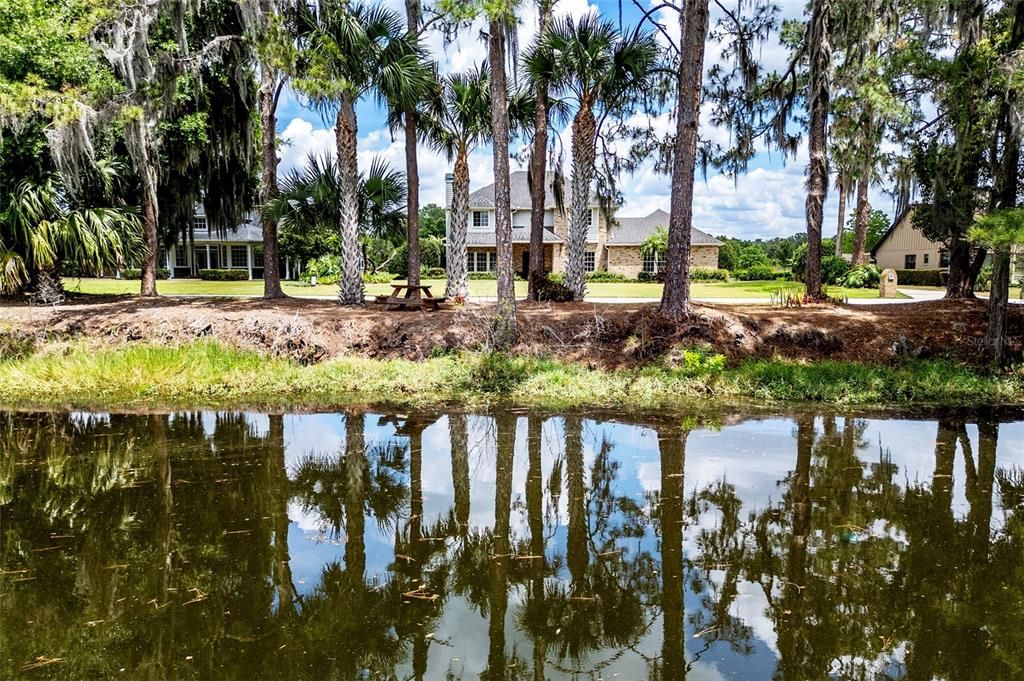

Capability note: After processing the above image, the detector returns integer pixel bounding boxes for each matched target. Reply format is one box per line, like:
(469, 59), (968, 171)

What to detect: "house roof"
(606, 209), (722, 247)
(467, 171), (597, 210)
(467, 227), (562, 246)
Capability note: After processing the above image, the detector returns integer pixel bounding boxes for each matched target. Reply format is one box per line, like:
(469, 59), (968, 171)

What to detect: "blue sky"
(274, 0), (899, 241)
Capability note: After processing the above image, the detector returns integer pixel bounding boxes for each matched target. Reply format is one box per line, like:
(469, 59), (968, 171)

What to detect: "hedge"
(198, 269), (249, 281)
(584, 270), (628, 282)
(691, 267), (730, 281)
(122, 268), (170, 280)
(894, 269), (945, 286)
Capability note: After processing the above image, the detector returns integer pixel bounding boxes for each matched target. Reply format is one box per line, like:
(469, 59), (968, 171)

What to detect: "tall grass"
(0, 340), (1019, 410)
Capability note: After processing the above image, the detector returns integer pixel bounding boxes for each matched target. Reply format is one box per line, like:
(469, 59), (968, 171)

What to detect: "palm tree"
(0, 161), (141, 301)
(527, 14), (656, 300)
(419, 66), (493, 299)
(293, 0), (428, 304)
(265, 154), (408, 269)
(527, 0), (559, 300)
(803, 0), (832, 300)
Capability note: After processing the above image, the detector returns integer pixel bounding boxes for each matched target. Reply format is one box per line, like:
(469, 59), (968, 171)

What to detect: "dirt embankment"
(1, 295), (1019, 367)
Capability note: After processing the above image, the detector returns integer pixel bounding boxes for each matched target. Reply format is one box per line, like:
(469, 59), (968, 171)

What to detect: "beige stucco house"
(446, 171), (720, 277)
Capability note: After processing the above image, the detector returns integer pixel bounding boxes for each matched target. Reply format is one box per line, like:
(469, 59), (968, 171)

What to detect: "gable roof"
(606, 209), (722, 246)
(467, 171), (597, 210)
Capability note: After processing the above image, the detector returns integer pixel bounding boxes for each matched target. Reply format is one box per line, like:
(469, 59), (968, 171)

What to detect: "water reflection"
(1, 409), (1023, 679)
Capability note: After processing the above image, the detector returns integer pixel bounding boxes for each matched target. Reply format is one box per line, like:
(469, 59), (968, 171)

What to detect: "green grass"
(0, 340), (1017, 411)
(61, 277), (899, 300)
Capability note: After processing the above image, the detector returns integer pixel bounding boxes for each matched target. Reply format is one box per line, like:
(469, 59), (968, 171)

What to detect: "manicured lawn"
(60, 277), (899, 300)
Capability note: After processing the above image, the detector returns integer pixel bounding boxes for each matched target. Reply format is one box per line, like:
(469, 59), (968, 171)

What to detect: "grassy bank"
(61, 277), (899, 300)
(0, 340), (1019, 411)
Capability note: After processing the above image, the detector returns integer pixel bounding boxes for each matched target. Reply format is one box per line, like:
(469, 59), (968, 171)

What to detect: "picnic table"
(374, 283), (443, 311)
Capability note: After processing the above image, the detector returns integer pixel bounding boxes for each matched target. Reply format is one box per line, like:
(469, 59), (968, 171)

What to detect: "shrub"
(122, 268), (170, 280)
(198, 269), (248, 281)
(585, 270), (628, 282)
(363, 271), (395, 284)
(734, 264), (776, 281)
(821, 255), (851, 285)
(301, 254), (341, 284)
(895, 269), (945, 286)
(637, 270), (665, 282)
(839, 264), (881, 288)
(421, 266), (446, 279)
(975, 264), (993, 292)
(473, 352), (529, 393)
(690, 267), (730, 281)
(530, 272), (575, 302)
(468, 271), (496, 280)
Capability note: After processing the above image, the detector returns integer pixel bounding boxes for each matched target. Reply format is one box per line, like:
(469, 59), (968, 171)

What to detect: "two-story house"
(446, 171), (721, 278)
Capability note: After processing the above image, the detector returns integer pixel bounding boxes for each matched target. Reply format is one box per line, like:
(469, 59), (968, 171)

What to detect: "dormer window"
(193, 215), (208, 232)
(472, 211), (489, 228)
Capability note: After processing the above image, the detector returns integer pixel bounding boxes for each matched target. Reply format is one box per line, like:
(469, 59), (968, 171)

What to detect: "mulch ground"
(1, 294), (1020, 367)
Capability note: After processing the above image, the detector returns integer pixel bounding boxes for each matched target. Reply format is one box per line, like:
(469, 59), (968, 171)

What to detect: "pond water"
(1, 408), (1023, 679)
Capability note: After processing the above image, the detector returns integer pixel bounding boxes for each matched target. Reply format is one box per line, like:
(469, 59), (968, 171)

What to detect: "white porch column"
(247, 244), (253, 280)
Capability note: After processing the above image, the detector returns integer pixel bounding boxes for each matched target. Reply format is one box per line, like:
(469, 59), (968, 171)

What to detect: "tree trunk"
(134, 118), (160, 298)
(344, 412), (366, 578)
(483, 413), (515, 681)
(260, 63), (285, 299)
(565, 415), (586, 586)
(269, 414), (295, 614)
(658, 425), (687, 679)
(945, 239), (981, 299)
(488, 19), (517, 347)
(659, 0), (710, 319)
(851, 176), (869, 265)
(778, 414), (813, 678)
(803, 0), (831, 300)
(446, 147), (470, 299)
(449, 412), (470, 538)
(526, 4), (554, 301)
(405, 0), (421, 288)
(834, 170), (846, 258)
(525, 416), (547, 681)
(985, 250), (1011, 364)
(336, 95), (364, 305)
(566, 100), (597, 301)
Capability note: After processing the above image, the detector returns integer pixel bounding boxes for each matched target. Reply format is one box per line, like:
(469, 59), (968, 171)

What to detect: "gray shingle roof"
(467, 171), (597, 210)
(606, 209), (721, 246)
(466, 227), (562, 246)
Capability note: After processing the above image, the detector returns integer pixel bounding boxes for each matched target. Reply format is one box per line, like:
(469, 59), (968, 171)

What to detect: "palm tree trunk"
(446, 147), (470, 299)
(527, 3), (554, 301)
(834, 170), (846, 258)
(488, 19), (517, 346)
(449, 413), (470, 537)
(133, 118), (160, 298)
(260, 62), (285, 299)
(851, 176), (869, 265)
(659, 0), (710, 319)
(344, 412), (366, 579)
(336, 95), (364, 305)
(405, 0), (421, 287)
(566, 101), (597, 301)
(803, 0), (831, 300)
(658, 425), (687, 679)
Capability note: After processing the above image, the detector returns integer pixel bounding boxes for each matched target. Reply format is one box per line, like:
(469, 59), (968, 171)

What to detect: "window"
(230, 245), (248, 268)
(209, 246), (222, 270)
(193, 215), (208, 232)
(923, 253), (930, 265)
(643, 251), (659, 273)
(583, 251), (596, 272)
(904, 254), (917, 269)
(467, 251), (496, 272)
(588, 210), (594, 227)
(174, 247), (188, 267)
(472, 211), (489, 228)
(939, 249), (950, 268)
